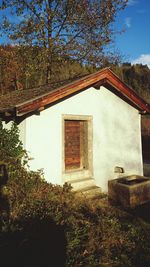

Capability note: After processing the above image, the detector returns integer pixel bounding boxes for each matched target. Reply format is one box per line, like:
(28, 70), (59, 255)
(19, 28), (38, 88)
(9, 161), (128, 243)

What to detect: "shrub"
(1, 169), (150, 267)
(0, 120), (24, 161)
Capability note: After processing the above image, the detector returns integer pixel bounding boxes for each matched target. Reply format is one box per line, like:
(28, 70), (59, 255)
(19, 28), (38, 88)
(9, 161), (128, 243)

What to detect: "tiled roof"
(0, 78), (80, 112)
(0, 68), (150, 118)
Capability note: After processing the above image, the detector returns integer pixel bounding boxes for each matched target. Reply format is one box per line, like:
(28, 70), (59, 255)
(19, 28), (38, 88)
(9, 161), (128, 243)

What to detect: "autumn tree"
(0, 0), (128, 84)
(0, 45), (24, 94)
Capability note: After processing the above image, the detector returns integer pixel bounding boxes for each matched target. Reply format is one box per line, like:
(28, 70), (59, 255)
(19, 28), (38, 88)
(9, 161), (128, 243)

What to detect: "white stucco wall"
(12, 86), (143, 192)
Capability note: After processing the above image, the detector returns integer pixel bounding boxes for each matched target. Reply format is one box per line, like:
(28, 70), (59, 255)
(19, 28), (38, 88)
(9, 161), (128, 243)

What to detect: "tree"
(0, 0), (128, 83)
(0, 45), (23, 94)
(0, 44), (94, 93)
(112, 63), (150, 100)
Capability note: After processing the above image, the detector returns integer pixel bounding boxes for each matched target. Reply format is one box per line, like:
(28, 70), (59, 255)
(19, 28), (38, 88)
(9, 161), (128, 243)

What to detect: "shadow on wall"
(142, 135), (150, 164)
(0, 218), (67, 267)
(142, 135), (150, 177)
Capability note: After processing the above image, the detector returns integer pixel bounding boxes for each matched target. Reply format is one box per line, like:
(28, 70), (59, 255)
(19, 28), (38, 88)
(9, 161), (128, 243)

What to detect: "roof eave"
(105, 79), (150, 114)
(104, 70), (150, 114)
(7, 68), (150, 117)
(15, 69), (110, 116)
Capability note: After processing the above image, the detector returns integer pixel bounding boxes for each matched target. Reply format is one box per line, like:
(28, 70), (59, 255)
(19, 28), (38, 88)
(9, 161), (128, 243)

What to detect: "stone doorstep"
(66, 177), (102, 199)
(76, 185), (103, 199)
(68, 177), (96, 191)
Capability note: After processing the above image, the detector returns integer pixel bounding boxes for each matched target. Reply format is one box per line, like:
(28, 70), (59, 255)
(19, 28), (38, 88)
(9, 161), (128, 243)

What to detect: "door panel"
(65, 120), (81, 170)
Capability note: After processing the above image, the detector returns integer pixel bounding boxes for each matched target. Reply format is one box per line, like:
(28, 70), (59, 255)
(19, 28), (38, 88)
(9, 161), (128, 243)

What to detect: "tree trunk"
(46, 0), (53, 84)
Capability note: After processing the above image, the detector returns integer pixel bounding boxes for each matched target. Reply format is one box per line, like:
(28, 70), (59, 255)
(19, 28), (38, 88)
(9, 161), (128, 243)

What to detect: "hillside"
(112, 63), (150, 103)
(1, 45), (150, 101)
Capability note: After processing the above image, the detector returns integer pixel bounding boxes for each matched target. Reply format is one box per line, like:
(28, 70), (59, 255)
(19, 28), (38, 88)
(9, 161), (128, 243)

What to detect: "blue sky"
(114, 0), (150, 66)
(0, 0), (150, 67)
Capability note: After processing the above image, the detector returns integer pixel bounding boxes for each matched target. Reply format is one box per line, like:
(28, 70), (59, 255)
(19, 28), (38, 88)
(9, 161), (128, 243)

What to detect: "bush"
(0, 120), (24, 161)
(1, 168), (150, 267)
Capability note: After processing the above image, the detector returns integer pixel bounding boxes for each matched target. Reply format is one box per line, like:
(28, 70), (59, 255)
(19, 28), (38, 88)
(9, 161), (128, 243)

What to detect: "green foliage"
(0, 120), (24, 160)
(112, 63), (150, 101)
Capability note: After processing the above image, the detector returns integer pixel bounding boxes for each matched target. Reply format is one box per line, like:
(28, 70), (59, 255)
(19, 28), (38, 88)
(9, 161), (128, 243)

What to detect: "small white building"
(0, 68), (150, 192)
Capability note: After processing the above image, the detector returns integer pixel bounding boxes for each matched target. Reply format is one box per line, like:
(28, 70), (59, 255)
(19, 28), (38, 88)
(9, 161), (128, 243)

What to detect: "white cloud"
(125, 17), (131, 28)
(128, 0), (138, 6)
(132, 54), (150, 68)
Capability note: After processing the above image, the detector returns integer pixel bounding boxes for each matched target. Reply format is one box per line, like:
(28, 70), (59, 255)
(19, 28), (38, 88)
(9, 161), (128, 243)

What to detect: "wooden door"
(64, 119), (88, 171)
(65, 120), (81, 170)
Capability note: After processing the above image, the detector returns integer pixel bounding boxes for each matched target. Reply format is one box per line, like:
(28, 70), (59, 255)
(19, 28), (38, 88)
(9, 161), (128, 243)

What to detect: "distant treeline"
(0, 45), (150, 102)
(112, 63), (150, 102)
